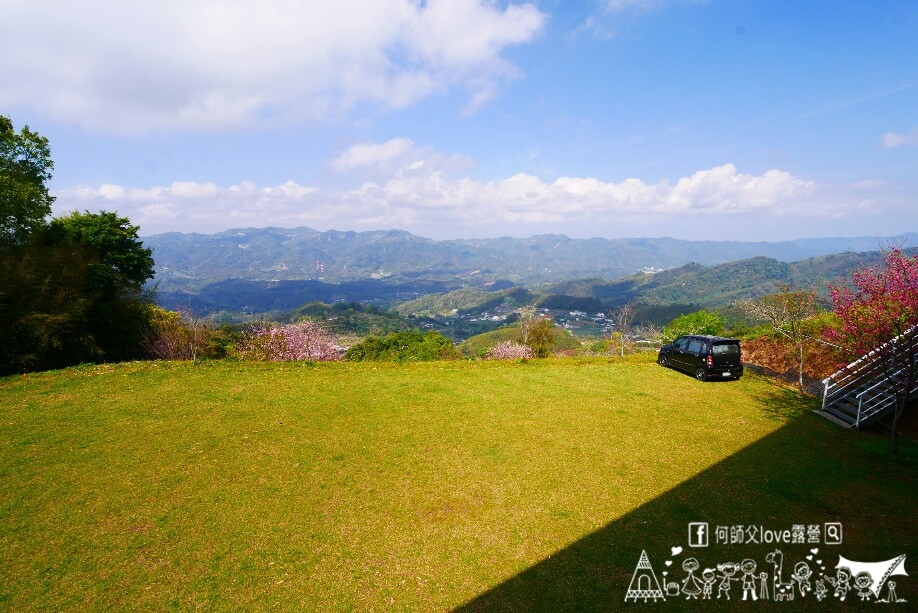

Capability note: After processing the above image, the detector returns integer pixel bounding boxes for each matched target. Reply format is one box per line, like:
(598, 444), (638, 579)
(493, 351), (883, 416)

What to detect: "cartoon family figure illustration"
(824, 567), (851, 601)
(625, 548), (908, 604)
(680, 558), (702, 599)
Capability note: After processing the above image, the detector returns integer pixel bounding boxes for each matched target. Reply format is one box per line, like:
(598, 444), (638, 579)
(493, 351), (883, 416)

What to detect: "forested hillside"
(543, 249), (918, 308)
(159, 247), (918, 337)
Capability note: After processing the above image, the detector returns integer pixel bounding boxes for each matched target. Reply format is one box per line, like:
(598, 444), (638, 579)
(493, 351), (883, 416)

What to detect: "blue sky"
(2, 0), (916, 241)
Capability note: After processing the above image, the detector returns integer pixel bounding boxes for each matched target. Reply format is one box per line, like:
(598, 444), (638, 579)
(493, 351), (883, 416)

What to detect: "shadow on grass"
(457, 387), (917, 611)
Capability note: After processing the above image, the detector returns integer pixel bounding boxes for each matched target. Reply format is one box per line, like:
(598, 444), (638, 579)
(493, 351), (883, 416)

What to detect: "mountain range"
(147, 227), (917, 323)
(145, 226), (917, 293)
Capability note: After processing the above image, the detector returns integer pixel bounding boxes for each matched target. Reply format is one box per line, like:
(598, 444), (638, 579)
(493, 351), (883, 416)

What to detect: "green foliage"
(0, 227), (100, 372)
(662, 310), (726, 341)
(143, 306), (233, 361)
(800, 310), (840, 337)
(0, 115), (55, 244)
(344, 330), (460, 362)
(50, 210), (154, 289)
(458, 326), (521, 357)
(590, 339), (611, 353)
(520, 317), (557, 358)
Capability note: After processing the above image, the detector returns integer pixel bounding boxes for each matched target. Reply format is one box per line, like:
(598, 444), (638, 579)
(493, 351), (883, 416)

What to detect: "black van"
(657, 335), (743, 381)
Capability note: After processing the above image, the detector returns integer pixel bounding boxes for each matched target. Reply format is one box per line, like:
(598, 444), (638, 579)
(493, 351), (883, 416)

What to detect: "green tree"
(50, 211), (155, 361)
(0, 115), (55, 244)
(0, 212), (156, 373)
(0, 226), (99, 372)
(662, 310), (725, 342)
(0, 118), (157, 373)
(50, 210), (154, 290)
(518, 317), (557, 358)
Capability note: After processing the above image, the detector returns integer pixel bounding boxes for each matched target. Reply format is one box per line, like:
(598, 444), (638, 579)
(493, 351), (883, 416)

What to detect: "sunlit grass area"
(1, 356), (914, 610)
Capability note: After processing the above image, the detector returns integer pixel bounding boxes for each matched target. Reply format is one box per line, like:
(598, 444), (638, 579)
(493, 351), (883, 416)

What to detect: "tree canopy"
(662, 310), (725, 341)
(50, 210), (155, 290)
(0, 115), (54, 245)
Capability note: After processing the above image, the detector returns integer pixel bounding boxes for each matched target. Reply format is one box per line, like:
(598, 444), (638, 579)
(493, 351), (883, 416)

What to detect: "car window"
(713, 343), (740, 356)
(687, 340), (703, 353)
(673, 338), (688, 350)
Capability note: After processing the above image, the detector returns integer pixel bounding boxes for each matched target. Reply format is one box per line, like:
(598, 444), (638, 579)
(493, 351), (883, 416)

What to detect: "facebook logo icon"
(689, 522), (709, 547)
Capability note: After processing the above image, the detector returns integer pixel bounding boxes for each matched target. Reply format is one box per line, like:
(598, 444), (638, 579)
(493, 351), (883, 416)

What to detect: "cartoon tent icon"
(625, 550), (666, 602)
(837, 554), (907, 599)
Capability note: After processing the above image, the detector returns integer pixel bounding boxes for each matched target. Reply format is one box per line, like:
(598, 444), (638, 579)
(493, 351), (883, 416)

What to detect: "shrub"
(589, 340), (610, 354)
(345, 330), (459, 362)
(144, 306), (227, 362)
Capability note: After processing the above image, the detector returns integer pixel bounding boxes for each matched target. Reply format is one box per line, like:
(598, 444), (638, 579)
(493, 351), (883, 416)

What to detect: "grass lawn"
(0, 355), (915, 610)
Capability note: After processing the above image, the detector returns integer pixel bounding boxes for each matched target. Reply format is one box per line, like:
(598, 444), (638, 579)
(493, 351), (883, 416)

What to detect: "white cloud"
(883, 128), (918, 149)
(57, 142), (873, 237)
(330, 138), (417, 173)
(0, 0), (546, 133)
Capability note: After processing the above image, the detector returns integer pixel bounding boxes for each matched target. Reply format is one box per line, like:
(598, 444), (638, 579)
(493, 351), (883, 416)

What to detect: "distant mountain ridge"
(145, 226), (918, 293)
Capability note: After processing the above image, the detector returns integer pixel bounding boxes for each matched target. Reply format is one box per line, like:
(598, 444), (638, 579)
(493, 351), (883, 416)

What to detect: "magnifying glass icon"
(825, 523), (843, 544)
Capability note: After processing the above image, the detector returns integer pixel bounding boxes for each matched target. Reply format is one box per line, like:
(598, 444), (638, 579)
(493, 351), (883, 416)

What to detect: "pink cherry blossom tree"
(239, 321), (341, 362)
(487, 340), (534, 360)
(828, 247), (918, 453)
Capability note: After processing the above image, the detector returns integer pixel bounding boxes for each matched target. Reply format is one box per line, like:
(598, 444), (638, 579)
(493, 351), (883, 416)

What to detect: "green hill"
(459, 323), (581, 357)
(544, 248), (918, 308)
(393, 286), (535, 317)
(291, 302), (413, 336)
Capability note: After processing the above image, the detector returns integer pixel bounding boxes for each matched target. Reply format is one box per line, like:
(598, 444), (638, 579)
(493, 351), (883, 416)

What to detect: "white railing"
(821, 324), (918, 425)
(854, 374), (901, 428)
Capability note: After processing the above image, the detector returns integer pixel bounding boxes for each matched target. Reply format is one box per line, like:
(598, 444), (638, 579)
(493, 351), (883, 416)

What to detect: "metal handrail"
(821, 324), (918, 386)
(854, 368), (904, 399)
(856, 390), (899, 428)
(822, 325), (918, 400)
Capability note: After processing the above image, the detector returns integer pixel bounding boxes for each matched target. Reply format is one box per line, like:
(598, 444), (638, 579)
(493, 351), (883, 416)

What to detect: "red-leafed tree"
(828, 247), (918, 453)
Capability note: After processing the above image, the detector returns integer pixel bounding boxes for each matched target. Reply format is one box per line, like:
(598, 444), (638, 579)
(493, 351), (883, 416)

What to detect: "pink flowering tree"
(487, 341), (534, 360)
(239, 321), (341, 362)
(828, 247), (918, 453)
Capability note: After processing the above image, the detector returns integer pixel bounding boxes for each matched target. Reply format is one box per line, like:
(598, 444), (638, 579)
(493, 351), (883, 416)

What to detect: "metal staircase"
(819, 325), (918, 428)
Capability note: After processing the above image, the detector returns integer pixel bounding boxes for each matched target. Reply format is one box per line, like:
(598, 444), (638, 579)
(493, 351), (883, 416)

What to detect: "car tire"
(658, 354), (667, 367)
(694, 367), (707, 382)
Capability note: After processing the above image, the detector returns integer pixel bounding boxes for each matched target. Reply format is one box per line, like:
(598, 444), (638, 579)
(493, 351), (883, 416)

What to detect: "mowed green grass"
(0, 356), (915, 610)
